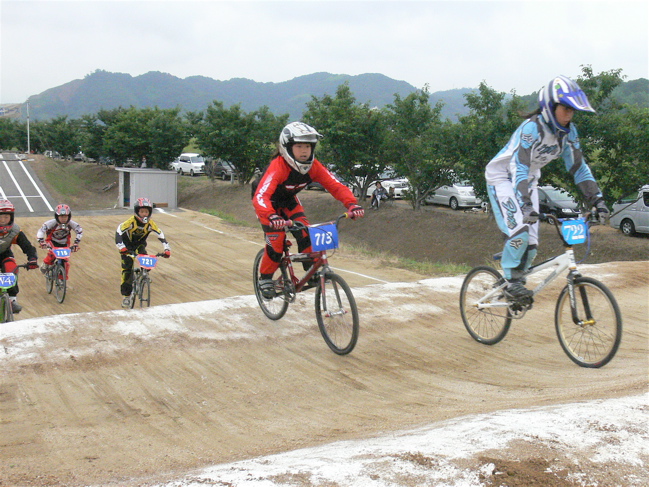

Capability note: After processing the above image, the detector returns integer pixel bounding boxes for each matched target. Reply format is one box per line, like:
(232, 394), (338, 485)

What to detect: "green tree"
(0, 118), (24, 151)
(303, 83), (388, 200)
(102, 106), (188, 169)
(383, 88), (452, 210)
(197, 102), (287, 184)
(452, 82), (526, 201)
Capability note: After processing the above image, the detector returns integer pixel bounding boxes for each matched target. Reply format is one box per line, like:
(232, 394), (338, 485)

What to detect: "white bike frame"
(476, 248), (578, 311)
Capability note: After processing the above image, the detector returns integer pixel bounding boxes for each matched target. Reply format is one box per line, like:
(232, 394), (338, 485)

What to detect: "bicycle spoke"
(555, 277), (622, 368)
(316, 274), (359, 355)
(460, 266), (511, 345)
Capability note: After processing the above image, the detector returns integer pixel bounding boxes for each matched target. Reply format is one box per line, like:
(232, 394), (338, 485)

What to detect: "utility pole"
(26, 99), (31, 154)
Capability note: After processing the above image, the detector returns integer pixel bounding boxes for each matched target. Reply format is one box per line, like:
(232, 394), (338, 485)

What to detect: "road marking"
(2, 160), (33, 211)
(19, 160), (54, 211)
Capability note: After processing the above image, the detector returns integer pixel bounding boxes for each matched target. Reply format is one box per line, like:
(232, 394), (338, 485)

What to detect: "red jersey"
(253, 156), (357, 220)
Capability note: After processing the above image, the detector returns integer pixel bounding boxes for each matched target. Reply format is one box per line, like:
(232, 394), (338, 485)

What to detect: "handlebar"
(281, 213), (351, 231)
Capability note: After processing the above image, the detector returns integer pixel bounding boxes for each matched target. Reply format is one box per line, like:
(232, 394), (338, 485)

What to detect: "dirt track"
(1, 210), (648, 486)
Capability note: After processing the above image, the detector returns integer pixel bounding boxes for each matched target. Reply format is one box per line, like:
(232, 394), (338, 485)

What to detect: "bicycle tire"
(460, 266), (512, 345)
(139, 275), (151, 308)
(129, 273), (138, 309)
(1, 294), (13, 323)
(555, 276), (622, 368)
(315, 273), (359, 355)
(54, 264), (67, 304)
(45, 267), (54, 294)
(253, 248), (289, 320)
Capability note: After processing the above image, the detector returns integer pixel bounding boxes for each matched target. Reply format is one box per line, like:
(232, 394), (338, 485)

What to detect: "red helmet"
(55, 204), (72, 223)
(134, 197), (153, 223)
(0, 199), (15, 237)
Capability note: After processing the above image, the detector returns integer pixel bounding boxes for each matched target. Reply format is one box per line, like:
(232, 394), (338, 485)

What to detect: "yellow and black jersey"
(115, 216), (169, 252)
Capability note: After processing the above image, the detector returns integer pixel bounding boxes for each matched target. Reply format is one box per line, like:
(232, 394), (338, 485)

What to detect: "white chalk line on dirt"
(152, 393), (649, 487)
(0, 276), (459, 366)
(160, 208), (389, 283)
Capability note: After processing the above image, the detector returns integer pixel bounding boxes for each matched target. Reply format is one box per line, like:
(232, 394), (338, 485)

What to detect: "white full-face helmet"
(538, 75), (595, 133)
(278, 122), (323, 174)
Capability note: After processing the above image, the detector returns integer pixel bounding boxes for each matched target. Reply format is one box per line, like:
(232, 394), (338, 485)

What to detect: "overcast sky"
(1, 0), (647, 104)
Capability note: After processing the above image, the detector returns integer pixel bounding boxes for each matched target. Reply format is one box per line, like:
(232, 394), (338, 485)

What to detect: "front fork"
(566, 270), (593, 326)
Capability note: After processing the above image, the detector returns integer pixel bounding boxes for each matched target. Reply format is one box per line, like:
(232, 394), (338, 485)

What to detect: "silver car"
(425, 182), (482, 210)
(610, 185), (649, 236)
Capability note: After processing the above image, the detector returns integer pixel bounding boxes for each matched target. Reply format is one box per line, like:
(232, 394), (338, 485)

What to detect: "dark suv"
(210, 159), (237, 180)
(538, 185), (580, 217)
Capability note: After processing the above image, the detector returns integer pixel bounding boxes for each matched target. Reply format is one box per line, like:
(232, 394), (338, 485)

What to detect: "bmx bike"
(1, 263), (29, 323)
(44, 246), (72, 303)
(126, 253), (165, 309)
(459, 215), (622, 368)
(253, 214), (359, 355)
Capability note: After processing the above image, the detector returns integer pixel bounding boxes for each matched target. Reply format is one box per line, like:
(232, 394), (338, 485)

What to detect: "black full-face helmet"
(134, 197), (153, 224)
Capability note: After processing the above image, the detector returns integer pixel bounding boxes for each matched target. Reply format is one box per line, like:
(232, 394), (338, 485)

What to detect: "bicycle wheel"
(555, 277), (622, 368)
(460, 266), (512, 345)
(54, 264), (67, 303)
(139, 276), (151, 308)
(0, 294), (13, 323)
(253, 248), (289, 320)
(129, 274), (138, 309)
(45, 267), (54, 294)
(315, 273), (359, 355)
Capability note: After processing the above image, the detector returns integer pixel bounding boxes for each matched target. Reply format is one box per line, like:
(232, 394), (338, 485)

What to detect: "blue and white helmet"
(279, 122), (323, 174)
(539, 75), (595, 133)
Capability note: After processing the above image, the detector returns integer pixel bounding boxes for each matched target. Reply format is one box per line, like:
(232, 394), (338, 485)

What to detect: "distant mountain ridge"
(16, 70), (649, 122)
(23, 70), (476, 121)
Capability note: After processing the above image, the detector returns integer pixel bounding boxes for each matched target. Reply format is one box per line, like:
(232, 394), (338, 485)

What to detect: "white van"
(170, 153), (205, 176)
(610, 185), (649, 236)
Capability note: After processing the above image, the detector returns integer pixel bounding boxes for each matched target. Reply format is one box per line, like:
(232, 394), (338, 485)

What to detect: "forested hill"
(20, 70), (649, 122)
(24, 70), (474, 121)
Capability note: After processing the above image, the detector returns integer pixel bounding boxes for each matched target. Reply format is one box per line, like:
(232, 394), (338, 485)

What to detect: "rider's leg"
(120, 253), (134, 296)
(487, 183), (534, 298)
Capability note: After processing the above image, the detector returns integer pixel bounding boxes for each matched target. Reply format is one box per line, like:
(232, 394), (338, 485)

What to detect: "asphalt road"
(0, 152), (55, 216)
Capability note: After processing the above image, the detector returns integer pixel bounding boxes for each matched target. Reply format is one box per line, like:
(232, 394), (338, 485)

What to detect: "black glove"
(268, 214), (286, 231)
(27, 258), (39, 270)
(347, 204), (364, 220)
(595, 199), (610, 223)
(521, 202), (539, 224)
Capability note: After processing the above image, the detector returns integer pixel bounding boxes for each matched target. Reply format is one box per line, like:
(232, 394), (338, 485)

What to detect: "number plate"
(137, 254), (158, 269)
(309, 223), (339, 251)
(0, 273), (17, 289)
(561, 219), (587, 244)
(53, 247), (71, 258)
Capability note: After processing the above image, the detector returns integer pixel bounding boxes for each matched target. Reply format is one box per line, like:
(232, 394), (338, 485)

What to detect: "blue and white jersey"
(485, 114), (602, 206)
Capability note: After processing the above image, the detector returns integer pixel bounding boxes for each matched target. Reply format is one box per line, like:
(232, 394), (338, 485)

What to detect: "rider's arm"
(512, 120), (538, 205)
(148, 220), (171, 251)
(252, 157), (288, 220)
(115, 219), (134, 252)
(15, 231), (38, 261)
(69, 220), (84, 244)
(562, 124), (604, 207)
(310, 160), (358, 208)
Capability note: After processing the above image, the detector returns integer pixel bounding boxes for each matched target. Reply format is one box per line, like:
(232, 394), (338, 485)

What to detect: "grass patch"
(342, 241), (471, 277)
(41, 162), (88, 197)
(199, 209), (256, 227)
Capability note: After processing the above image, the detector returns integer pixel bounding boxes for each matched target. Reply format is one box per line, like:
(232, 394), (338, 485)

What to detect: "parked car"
(171, 153), (205, 176)
(211, 159), (237, 180)
(610, 185), (649, 236)
(538, 185), (580, 218)
(425, 181), (482, 210)
(307, 173), (351, 191)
